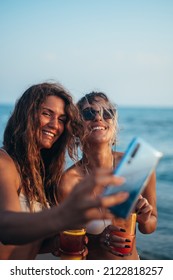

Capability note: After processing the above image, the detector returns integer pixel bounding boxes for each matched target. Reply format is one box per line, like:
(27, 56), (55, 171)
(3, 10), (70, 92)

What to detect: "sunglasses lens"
(82, 109), (95, 120)
(103, 109), (114, 119)
(82, 108), (115, 121)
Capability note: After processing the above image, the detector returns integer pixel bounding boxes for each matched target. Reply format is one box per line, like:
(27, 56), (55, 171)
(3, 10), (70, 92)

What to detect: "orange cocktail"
(111, 213), (136, 255)
(111, 232), (135, 254)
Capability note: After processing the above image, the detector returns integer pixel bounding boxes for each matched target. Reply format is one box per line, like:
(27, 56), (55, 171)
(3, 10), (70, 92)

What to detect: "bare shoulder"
(60, 165), (81, 188)
(57, 163), (83, 202)
(0, 149), (19, 179)
(0, 149), (21, 211)
(0, 148), (13, 163)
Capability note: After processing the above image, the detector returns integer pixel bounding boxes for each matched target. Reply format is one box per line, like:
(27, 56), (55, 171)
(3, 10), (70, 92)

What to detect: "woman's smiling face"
(81, 96), (116, 146)
(39, 95), (67, 149)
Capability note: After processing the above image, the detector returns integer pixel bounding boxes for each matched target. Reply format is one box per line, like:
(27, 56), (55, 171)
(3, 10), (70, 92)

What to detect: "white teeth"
(92, 126), (105, 131)
(43, 131), (55, 137)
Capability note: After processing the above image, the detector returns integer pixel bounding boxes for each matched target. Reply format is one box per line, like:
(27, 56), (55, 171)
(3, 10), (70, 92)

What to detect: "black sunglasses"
(81, 107), (115, 121)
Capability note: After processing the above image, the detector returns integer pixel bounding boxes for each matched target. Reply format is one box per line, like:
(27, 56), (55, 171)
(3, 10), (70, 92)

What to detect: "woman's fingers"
(78, 170), (125, 196)
(100, 191), (129, 208)
(60, 169), (129, 228)
(136, 196), (151, 213)
(80, 191), (129, 214)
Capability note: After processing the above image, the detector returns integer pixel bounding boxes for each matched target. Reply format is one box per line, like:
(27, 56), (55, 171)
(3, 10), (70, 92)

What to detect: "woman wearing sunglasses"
(57, 91), (157, 260)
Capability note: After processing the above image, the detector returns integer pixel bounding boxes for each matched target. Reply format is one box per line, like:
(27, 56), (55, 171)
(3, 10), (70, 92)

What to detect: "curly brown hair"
(3, 82), (80, 208)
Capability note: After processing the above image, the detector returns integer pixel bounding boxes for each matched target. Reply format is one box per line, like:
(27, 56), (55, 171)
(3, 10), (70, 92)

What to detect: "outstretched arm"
(0, 169), (128, 245)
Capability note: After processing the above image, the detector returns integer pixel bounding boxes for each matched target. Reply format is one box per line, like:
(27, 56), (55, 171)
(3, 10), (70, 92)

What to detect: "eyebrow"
(42, 107), (67, 118)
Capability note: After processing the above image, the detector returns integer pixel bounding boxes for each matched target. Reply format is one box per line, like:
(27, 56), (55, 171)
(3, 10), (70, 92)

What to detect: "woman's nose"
(49, 117), (59, 129)
(94, 110), (102, 121)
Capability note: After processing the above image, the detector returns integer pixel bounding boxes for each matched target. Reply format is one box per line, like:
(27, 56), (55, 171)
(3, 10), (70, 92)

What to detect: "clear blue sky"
(1, 0), (173, 106)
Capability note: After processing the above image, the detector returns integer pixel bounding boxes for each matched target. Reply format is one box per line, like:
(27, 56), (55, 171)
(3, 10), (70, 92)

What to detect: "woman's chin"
(39, 140), (54, 150)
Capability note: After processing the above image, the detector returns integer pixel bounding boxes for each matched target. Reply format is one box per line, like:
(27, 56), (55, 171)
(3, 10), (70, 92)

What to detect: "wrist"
(52, 235), (61, 256)
(49, 206), (66, 234)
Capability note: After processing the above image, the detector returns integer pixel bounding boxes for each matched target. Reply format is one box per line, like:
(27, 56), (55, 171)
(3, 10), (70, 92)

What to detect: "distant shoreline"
(1, 103), (173, 110)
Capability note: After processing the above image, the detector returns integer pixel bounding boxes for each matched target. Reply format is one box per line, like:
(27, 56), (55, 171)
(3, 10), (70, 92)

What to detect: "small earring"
(112, 140), (116, 152)
(74, 136), (81, 160)
(75, 136), (80, 147)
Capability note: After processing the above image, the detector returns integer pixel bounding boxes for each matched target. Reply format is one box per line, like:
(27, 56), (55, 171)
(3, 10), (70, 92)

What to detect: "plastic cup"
(111, 213), (137, 254)
(59, 229), (86, 260)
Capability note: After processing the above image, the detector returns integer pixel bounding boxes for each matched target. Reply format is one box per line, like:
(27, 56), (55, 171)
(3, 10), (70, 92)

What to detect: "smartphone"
(102, 137), (163, 218)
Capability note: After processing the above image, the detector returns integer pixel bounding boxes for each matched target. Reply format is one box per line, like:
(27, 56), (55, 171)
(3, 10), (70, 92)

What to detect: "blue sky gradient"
(1, 0), (173, 106)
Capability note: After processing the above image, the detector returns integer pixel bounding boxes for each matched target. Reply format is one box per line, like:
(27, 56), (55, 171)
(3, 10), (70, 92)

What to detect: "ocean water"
(117, 107), (173, 260)
(0, 104), (173, 260)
